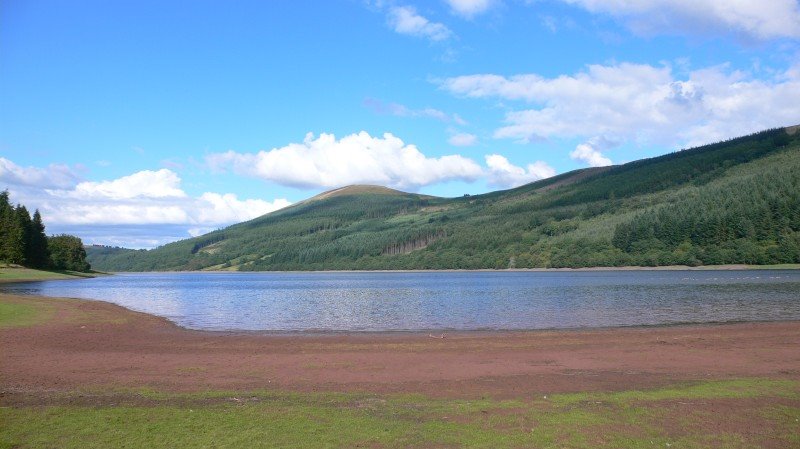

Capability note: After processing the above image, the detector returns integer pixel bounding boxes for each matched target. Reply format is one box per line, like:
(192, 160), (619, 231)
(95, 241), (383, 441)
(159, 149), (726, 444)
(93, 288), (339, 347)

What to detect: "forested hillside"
(87, 127), (800, 271)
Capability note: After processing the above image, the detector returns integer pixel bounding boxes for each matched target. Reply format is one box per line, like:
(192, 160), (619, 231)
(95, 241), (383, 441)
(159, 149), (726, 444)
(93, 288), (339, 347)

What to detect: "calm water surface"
(2, 270), (799, 331)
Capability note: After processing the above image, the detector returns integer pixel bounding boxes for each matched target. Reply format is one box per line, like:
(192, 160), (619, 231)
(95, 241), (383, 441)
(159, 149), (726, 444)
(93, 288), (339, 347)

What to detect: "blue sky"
(2, 0), (799, 247)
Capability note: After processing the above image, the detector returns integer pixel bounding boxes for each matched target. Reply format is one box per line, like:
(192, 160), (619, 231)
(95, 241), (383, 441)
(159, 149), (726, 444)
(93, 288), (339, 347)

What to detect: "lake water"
(2, 270), (799, 332)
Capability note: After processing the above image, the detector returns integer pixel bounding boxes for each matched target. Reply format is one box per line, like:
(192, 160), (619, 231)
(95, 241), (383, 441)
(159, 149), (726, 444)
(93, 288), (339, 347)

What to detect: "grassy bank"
(0, 301), (53, 329)
(0, 265), (97, 284)
(2, 379), (798, 449)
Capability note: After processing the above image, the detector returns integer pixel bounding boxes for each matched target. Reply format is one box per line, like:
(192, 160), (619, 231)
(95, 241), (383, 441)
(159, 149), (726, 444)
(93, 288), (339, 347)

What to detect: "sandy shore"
(2, 293), (799, 399)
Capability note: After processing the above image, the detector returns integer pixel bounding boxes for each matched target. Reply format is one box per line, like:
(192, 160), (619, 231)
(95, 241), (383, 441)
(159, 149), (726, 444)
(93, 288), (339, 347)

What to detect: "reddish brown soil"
(2, 294), (799, 399)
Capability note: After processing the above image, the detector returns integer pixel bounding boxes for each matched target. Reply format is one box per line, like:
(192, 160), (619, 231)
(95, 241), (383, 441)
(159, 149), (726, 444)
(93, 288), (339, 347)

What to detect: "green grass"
(0, 266), (95, 283)
(2, 379), (798, 449)
(0, 301), (51, 328)
(550, 378), (799, 406)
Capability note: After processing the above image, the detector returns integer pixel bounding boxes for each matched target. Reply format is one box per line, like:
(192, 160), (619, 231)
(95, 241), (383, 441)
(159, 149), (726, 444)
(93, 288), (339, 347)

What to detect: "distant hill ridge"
(310, 185), (431, 200)
(87, 126), (800, 271)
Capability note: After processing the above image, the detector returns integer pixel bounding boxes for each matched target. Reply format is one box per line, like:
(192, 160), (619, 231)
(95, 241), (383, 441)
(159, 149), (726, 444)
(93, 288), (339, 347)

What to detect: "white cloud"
(0, 157), (81, 190)
(37, 192), (289, 228)
(61, 169), (187, 200)
(195, 192), (291, 225)
(363, 98), (466, 124)
(570, 142), (612, 167)
(206, 131), (484, 190)
(559, 0), (800, 40)
(448, 132), (478, 146)
(2, 163), (290, 247)
(485, 154), (555, 188)
(388, 6), (453, 41)
(45, 203), (191, 226)
(441, 62), (800, 148)
(41, 171), (289, 226)
(445, 0), (496, 18)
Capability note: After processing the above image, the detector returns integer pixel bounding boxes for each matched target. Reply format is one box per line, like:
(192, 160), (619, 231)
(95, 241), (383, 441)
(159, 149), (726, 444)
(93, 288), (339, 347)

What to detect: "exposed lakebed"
(2, 270), (799, 332)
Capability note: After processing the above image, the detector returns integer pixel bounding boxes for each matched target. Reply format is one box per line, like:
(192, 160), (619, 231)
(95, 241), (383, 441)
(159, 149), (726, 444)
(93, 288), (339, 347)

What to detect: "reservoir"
(2, 270), (799, 332)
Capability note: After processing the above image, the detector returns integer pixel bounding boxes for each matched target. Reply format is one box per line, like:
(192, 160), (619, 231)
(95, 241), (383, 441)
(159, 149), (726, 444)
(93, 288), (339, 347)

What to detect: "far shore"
(3, 263), (798, 282)
(96, 263), (800, 275)
(295, 263), (800, 273)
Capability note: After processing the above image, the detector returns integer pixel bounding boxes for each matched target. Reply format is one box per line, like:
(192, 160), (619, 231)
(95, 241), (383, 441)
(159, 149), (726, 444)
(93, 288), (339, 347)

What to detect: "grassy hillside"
(87, 127), (800, 271)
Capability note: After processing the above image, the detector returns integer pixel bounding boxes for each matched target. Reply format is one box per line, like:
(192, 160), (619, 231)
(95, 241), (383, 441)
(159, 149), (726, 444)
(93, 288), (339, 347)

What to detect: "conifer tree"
(27, 210), (50, 268)
(0, 190), (11, 261)
(0, 191), (89, 271)
(14, 205), (33, 265)
(2, 204), (26, 265)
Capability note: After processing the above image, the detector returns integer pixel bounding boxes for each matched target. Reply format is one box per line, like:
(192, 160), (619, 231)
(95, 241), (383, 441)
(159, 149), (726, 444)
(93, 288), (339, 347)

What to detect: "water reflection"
(1, 270), (799, 331)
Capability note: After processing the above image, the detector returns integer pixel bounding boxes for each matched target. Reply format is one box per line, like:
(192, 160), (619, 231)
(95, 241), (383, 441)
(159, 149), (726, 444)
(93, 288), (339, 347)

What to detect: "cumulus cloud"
(388, 6), (453, 41)
(58, 169), (187, 200)
(441, 62), (800, 148)
(39, 191), (289, 227)
(445, 0), (496, 18)
(2, 162), (290, 247)
(42, 171), (289, 226)
(0, 157), (81, 190)
(485, 154), (555, 188)
(363, 98), (466, 124)
(559, 0), (800, 40)
(570, 142), (612, 167)
(206, 131), (484, 190)
(194, 192), (291, 225)
(448, 132), (478, 147)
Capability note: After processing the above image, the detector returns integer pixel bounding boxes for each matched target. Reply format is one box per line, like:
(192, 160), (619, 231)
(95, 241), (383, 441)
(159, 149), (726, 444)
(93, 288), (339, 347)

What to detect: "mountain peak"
(310, 185), (414, 201)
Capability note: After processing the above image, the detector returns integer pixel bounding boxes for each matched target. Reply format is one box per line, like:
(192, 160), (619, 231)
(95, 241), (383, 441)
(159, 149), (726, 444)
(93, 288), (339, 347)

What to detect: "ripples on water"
(2, 270), (799, 332)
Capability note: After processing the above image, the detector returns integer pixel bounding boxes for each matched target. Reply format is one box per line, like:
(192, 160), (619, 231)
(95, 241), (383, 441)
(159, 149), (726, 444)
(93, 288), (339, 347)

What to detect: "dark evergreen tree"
(0, 190), (12, 262)
(2, 204), (26, 265)
(27, 210), (50, 268)
(0, 191), (87, 270)
(13, 205), (33, 265)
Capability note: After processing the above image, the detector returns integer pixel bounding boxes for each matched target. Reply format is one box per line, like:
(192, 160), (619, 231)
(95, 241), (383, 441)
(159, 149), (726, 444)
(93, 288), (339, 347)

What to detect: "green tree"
(1, 204), (27, 265)
(13, 205), (34, 265)
(27, 210), (51, 268)
(48, 235), (91, 272)
(0, 190), (12, 262)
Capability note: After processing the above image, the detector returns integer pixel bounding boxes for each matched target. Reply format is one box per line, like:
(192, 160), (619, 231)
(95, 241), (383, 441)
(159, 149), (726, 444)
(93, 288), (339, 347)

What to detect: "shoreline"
(2, 292), (799, 399)
(130, 315), (800, 338)
(0, 265), (101, 284)
(8, 288), (798, 338)
(187, 319), (800, 338)
(99, 263), (800, 275)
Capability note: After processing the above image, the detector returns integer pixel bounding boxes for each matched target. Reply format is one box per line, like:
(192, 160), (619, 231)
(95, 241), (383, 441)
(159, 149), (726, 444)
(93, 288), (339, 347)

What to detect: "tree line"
(0, 190), (91, 272)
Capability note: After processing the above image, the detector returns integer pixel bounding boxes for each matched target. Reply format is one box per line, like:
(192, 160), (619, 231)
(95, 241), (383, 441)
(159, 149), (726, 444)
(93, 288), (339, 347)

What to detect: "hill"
(87, 127), (800, 271)
(306, 185), (434, 201)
